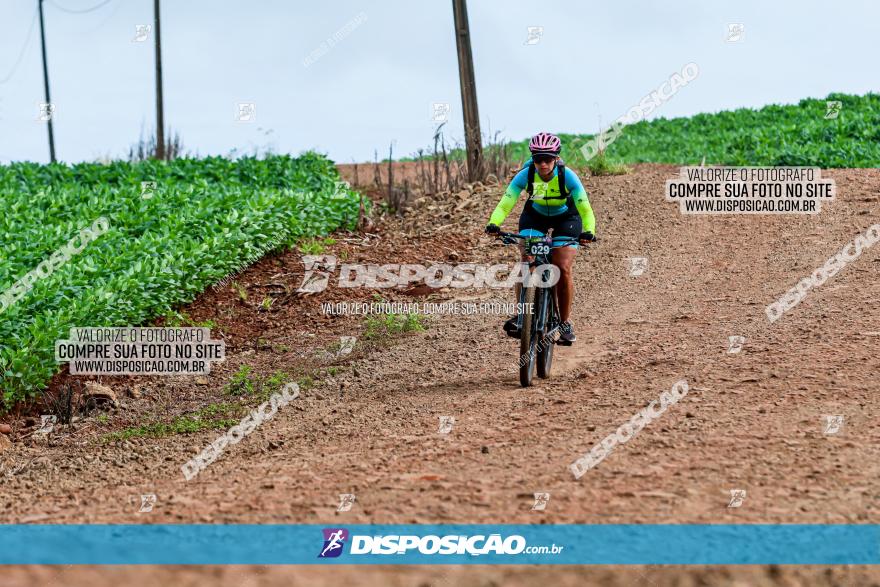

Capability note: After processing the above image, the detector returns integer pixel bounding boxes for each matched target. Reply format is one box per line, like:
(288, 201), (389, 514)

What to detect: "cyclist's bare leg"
(552, 246), (577, 323)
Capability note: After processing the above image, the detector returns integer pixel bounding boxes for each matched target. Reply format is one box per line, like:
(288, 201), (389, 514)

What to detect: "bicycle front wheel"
(519, 285), (538, 387)
(537, 286), (554, 379)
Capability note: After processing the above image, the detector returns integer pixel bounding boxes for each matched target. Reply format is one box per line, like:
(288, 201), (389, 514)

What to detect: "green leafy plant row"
(465, 93), (880, 169)
(0, 153), (364, 410)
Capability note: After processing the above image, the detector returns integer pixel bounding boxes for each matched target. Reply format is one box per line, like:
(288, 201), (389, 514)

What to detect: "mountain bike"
(497, 231), (581, 387)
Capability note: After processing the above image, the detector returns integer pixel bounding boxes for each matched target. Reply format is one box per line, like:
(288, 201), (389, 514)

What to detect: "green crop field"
(0, 153), (362, 409)
(501, 93), (880, 169)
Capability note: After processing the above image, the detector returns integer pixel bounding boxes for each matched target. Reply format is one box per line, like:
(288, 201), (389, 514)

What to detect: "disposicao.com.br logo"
(317, 528), (564, 558)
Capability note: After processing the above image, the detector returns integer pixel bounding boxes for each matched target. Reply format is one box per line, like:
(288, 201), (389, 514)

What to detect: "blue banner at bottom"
(0, 524), (877, 565)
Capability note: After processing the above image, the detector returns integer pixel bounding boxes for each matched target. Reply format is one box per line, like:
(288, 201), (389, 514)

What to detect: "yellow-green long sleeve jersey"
(488, 162), (596, 233)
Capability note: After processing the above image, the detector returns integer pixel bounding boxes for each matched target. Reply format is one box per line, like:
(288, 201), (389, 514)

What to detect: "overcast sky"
(0, 0), (877, 164)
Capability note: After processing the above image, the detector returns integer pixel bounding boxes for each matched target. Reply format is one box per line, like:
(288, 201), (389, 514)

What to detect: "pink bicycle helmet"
(529, 132), (561, 156)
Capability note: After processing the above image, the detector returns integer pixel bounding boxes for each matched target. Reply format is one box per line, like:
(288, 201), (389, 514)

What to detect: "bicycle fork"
(530, 268), (556, 339)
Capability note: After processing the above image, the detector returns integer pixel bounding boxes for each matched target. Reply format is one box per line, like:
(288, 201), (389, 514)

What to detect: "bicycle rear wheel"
(519, 285), (537, 387)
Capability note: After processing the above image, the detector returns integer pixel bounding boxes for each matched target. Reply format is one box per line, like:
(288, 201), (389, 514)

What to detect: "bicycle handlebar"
(495, 231), (596, 245)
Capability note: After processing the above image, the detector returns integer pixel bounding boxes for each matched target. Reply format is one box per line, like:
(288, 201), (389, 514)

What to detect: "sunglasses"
(533, 154), (556, 164)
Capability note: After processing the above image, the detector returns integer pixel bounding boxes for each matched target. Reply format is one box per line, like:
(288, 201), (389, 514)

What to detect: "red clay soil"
(1, 164), (879, 586)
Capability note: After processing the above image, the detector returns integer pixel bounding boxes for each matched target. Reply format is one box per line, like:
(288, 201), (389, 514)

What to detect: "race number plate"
(528, 242), (550, 256)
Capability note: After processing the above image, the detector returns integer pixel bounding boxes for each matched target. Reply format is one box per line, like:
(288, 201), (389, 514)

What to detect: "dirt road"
(2, 164), (879, 585)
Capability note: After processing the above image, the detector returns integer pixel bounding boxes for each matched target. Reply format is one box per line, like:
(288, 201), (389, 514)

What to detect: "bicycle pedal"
(555, 338), (573, 346)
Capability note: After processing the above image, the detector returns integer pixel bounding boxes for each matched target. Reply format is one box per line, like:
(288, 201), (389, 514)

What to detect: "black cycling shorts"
(518, 202), (582, 246)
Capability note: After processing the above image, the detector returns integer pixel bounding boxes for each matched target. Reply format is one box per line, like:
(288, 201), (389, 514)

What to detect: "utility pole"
(451, 0), (483, 182)
(37, 0), (56, 163)
(154, 0), (165, 160)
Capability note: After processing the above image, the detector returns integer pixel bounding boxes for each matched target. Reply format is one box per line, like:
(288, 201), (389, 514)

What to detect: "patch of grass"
(163, 309), (188, 327)
(363, 316), (383, 339)
(403, 313), (425, 333)
(224, 365), (293, 401)
(104, 367), (296, 442)
(324, 337), (355, 356)
(585, 149), (630, 176)
(224, 365), (255, 396)
(197, 401), (240, 419)
(261, 370), (291, 398)
(364, 312), (426, 340)
(104, 411), (238, 441)
(232, 281), (248, 302)
(259, 296), (275, 311)
(298, 236), (336, 255)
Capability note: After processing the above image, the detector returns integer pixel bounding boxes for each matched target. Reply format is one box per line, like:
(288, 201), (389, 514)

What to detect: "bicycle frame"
(497, 230), (581, 385)
(500, 231), (574, 338)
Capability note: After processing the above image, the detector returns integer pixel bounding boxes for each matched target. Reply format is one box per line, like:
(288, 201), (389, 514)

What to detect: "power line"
(47, 0), (114, 14)
(0, 8), (39, 85)
(80, 0), (124, 35)
(0, 0), (118, 85)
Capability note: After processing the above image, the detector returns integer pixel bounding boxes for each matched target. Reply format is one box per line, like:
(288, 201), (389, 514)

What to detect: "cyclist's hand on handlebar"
(485, 223), (501, 235)
(578, 231), (596, 245)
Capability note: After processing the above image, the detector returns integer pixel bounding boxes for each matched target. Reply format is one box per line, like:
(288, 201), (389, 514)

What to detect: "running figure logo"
(139, 494), (157, 513)
(823, 414), (844, 435)
(531, 492), (550, 511)
(727, 489), (747, 508)
(431, 102), (450, 123)
(628, 256), (649, 277)
(37, 103), (55, 122)
(337, 493), (356, 512)
(726, 23), (745, 43)
(438, 415), (455, 434)
(298, 255), (337, 293)
(825, 101), (842, 120)
(132, 24), (151, 42)
(35, 415), (56, 435)
(524, 26), (544, 45)
(318, 528), (349, 558)
(727, 335), (746, 354)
